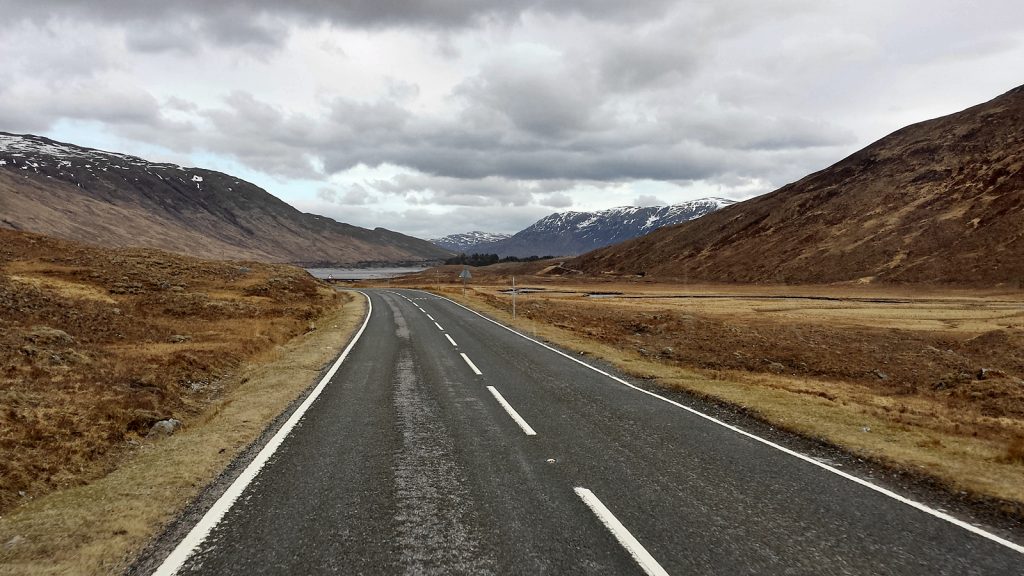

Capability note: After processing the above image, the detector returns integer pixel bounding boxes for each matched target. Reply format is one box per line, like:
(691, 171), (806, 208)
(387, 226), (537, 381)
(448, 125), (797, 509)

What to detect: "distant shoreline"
(306, 266), (427, 281)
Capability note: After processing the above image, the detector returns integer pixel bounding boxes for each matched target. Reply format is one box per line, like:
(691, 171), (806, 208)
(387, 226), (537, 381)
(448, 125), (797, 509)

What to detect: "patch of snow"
(191, 175), (203, 182)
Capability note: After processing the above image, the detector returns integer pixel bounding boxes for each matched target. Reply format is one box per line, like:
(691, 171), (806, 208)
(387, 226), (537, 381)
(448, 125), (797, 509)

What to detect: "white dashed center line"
(460, 353), (482, 375)
(487, 386), (537, 436)
(574, 487), (670, 576)
(434, 321), (444, 331)
(445, 334), (458, 347)
(427, 314), (435, 321)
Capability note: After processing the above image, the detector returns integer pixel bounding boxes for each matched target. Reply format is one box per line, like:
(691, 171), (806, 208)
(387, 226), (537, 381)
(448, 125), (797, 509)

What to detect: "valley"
(4, 1), (1024, 573)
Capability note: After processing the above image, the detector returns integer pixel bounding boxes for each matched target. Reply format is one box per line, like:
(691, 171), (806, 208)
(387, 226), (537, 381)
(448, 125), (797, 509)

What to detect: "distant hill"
(573, 85), (1024, 286)
(0, 133), (452, 266)
(464, 198), (733, 258)
(431, 231), (512, 252)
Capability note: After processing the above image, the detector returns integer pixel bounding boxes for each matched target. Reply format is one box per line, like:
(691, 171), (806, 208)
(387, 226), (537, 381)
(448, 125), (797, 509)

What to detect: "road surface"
(148, 288), (1024, 575)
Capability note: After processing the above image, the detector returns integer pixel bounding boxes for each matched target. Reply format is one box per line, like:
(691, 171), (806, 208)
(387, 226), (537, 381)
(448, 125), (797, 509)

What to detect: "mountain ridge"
(0, 132), (451, 266)
(454, 198), (733, 257)
(572, 84), (1024, 286)
(431, 231), (512, 252)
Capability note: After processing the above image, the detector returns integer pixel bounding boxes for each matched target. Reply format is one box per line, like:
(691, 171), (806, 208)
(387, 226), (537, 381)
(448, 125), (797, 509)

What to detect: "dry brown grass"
(0, 295), (365, 575)
(396, 276), (1024, 511)
(0, 229), (338, 515)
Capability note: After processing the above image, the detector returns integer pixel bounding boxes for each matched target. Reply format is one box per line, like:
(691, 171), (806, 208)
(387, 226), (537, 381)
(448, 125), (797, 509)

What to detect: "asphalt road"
(149, 288), (1024, 575)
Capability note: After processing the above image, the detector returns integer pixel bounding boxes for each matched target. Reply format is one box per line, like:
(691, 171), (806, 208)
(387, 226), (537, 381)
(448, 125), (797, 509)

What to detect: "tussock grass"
(0, 229), (364, 573)
(0, 295), (365, 575)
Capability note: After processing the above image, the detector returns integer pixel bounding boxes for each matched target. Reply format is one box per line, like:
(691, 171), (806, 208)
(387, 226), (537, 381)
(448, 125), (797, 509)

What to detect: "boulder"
(147, 419), (182, 438)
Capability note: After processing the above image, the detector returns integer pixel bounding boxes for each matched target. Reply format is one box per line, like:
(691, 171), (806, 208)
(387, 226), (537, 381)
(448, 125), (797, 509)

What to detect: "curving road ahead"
(147, 288), (1023, 575)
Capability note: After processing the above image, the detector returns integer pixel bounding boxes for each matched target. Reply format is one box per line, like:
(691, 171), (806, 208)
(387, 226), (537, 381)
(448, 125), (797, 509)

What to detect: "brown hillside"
(574, 85), (1024, 286)
(0, 229), (339, 514)
(0, 133), (452, 266)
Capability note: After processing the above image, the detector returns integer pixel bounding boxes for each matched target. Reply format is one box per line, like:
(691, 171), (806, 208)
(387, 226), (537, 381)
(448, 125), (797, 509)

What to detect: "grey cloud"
(1, 0), (680, 35)
(123, 15), (284, 55)
(124, 21), (201, 55)
(634, 194), (667, 207)
(199, 92), (321, 178)
(538, 192), (574, 208)
(7, 0), (1021, 231)
(598, 40), (698, 91)
(341, 185), (373, 205)
(317, 185), (373, 206)
(327, 98), (411, 134)
(316, 187), (337, 203)
(456, 55), (598, 138)
(165, 96), (199, 113)
(369, 174), (535, 207)
(300, 203), (554, 239)
(0, 79), (165, 133)
(187, 81), (852, 189)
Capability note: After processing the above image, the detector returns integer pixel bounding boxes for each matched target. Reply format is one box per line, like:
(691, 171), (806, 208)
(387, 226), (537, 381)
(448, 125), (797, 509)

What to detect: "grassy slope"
(0, 229), (367, 573)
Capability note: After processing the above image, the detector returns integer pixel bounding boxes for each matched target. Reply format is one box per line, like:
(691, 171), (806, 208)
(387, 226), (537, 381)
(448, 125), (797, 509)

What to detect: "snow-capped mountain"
(463, 198), (734, 258)
(430, 231), (512, 252)
(0, 132), (452, 265)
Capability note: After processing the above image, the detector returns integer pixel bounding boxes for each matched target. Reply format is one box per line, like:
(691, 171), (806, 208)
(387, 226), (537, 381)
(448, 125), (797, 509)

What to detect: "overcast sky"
(2, 1), (1022, 239)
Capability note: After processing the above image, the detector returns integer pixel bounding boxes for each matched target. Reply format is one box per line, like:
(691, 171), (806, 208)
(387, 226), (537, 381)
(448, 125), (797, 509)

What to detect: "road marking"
(428, 291), (1024, 555)
(433, 321), (444, 331)
(445, 333), (458, 347)
(427, 314), (435, 321)
(574, 488), (670, 576)
(152, 291), (374, 576)
(487, 386), (537, 436)
(460, 352), (482, 375)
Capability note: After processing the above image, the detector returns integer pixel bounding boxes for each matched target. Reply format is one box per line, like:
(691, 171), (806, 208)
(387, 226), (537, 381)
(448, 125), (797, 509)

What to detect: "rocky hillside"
(431, 231), (512, 252)
(0, 133), (451, 266)
(466, 198), (733, 257)
(574, 85), (1024, 286)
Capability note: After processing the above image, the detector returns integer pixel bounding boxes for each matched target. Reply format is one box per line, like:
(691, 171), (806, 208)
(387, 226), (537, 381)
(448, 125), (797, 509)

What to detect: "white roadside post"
(512, 275), (516, 320)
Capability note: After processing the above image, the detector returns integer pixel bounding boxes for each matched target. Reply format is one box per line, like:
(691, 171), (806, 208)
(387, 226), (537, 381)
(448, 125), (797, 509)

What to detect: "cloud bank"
(2, 0), (1022, 237)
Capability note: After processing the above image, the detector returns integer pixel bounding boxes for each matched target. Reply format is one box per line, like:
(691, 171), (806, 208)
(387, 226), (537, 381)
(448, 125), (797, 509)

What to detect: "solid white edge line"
(575, 487), (670, 576)
(445, 333), (458, 347)
(423, 290), (1024, 555)
(434, 321), (444, 331)
(460, 352), (483, 375)
(487, 386), (537, 436)
(151, 291), (375, 576)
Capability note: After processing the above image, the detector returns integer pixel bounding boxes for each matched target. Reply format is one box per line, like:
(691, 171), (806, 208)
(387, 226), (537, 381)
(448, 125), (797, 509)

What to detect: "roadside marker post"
(459, 266), (472, 296)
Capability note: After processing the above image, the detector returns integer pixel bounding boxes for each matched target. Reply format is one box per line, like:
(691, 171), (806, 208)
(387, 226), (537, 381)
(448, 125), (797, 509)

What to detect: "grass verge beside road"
(0, 293), (365, 575)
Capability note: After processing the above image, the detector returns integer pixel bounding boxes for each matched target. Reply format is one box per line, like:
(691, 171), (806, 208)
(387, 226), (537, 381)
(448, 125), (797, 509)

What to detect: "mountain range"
(0, 133), (451, 266)
(440, 198), (733, 258)
(573, 84), (1024, 286)
(431, 231), (512, 252)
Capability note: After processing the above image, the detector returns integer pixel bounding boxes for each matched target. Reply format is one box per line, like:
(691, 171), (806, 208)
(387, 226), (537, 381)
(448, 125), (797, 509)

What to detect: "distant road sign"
(459, 267), (472, 280)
